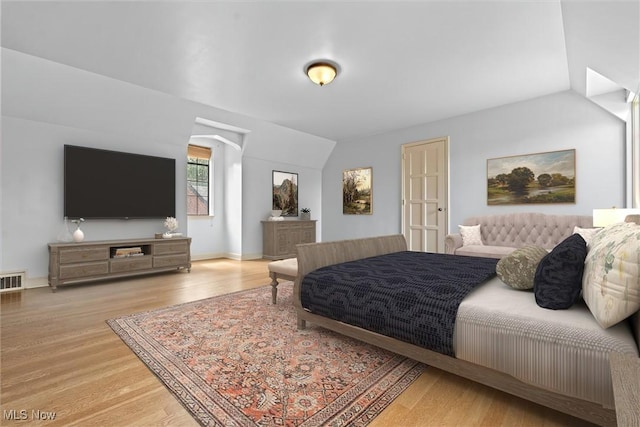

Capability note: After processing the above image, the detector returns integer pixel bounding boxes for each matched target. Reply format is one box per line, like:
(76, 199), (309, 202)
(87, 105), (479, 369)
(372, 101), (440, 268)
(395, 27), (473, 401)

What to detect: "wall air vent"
(0, 272), (25, 292)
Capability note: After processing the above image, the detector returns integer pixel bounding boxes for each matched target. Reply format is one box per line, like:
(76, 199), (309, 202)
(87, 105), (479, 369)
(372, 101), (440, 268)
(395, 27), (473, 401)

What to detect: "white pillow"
(582, 222), (640, 328)
(459, 224), (483, 246)
(572, 226), (602, 247)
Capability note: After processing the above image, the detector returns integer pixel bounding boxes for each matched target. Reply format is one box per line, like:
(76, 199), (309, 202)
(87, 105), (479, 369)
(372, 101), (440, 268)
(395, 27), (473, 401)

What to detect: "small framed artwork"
(272, 170), (298, 216)
(343, 167), (372, 214)
(487, 149), (576, 205)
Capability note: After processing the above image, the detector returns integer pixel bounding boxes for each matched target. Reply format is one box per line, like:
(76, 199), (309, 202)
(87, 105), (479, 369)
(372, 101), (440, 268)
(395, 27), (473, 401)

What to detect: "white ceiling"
(1, 1), (638, 142)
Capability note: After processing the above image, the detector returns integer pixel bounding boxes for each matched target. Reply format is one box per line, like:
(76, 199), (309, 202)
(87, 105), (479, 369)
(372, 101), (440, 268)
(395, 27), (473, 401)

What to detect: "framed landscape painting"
(487, 149), (575, 205)
(343, 167), (372, 214)
(272, 170), (298, 216)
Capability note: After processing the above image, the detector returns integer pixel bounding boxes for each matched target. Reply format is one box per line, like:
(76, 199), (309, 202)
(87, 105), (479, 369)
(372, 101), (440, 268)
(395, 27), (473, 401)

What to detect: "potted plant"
(300, 208), (311, 221)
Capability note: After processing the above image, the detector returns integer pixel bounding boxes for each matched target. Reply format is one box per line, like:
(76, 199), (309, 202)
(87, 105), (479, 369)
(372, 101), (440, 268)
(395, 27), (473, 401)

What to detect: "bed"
(293, 234), (640, 426)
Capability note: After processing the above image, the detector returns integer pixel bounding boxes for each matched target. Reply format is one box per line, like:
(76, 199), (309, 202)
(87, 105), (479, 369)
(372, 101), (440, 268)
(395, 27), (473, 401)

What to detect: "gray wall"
(1, 48), (335, 285)
(321, 90), (626, 242)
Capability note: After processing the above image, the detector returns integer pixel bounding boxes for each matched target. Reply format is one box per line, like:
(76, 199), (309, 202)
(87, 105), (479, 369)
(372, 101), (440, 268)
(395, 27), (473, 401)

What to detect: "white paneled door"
(402, 138), (449, 252)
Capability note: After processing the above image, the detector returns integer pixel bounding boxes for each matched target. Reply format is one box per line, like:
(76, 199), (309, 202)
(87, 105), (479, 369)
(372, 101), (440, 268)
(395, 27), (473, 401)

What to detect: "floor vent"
(0, 272), (25, 292)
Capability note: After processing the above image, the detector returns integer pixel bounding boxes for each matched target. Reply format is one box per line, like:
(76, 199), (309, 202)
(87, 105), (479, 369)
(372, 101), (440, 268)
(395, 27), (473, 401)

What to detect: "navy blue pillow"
(533, 234), (587, 310)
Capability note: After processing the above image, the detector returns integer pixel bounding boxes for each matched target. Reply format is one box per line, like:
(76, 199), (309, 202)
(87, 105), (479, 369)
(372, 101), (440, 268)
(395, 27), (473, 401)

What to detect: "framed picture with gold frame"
(343, 167), (372, 214)
(487, 149), (575, 205)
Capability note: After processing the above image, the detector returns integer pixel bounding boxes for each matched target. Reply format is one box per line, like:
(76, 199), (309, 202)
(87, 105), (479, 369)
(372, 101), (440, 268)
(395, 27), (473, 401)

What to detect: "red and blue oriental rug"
(107, 282), (425, 426)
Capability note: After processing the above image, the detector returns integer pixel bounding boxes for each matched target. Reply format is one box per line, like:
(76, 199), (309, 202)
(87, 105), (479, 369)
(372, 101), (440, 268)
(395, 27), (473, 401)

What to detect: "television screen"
(64, 145), (176, 219)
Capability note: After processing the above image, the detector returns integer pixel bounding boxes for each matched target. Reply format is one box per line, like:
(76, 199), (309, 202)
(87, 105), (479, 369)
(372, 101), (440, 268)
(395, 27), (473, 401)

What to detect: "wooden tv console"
(48, 237), (191, 291)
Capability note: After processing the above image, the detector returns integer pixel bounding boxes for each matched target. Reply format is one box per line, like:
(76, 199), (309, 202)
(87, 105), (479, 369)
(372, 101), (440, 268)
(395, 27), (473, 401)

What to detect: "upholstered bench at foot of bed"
(267, 258), (298, 304)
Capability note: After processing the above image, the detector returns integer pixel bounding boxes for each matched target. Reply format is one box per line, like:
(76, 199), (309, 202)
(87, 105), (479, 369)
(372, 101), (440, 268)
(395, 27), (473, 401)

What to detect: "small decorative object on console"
(163, 216), (180, 238)
(300, 208), (311, 221)
(268, 209), (284, 221)
(71, 218), (85, 242)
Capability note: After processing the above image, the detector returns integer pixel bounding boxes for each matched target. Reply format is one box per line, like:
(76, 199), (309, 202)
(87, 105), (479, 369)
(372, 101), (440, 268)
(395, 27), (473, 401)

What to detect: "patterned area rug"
(107, 282), (425, 426)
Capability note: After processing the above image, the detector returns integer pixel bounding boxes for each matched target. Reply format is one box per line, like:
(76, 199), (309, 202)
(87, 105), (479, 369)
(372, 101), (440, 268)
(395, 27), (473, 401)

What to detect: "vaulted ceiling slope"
(1, 1), (638, 142)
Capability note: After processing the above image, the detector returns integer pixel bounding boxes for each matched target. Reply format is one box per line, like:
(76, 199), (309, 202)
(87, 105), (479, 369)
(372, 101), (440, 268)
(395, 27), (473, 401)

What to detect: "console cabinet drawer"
(110, 257), (153, 273)
(154, 254), (189, 268)
(60, 262), (109, 279)
(59, 247), (109, 263)
(155, 242), (188, 255)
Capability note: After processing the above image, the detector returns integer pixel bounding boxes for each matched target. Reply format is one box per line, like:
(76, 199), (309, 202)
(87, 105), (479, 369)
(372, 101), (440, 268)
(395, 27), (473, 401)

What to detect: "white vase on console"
(71, 218), (85, 242)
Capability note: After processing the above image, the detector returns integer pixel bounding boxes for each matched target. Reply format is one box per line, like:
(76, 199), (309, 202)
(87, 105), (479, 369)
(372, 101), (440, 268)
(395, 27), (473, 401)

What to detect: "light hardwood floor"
(1, 259), (593, 426)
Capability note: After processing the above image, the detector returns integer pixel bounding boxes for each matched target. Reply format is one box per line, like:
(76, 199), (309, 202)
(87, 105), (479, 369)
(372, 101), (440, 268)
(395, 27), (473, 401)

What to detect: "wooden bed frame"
(293, 234), (627, 426)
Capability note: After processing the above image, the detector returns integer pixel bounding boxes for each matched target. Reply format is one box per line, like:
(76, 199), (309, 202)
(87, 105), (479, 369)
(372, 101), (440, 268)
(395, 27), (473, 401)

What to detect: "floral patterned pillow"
(582, 222), (640, 328)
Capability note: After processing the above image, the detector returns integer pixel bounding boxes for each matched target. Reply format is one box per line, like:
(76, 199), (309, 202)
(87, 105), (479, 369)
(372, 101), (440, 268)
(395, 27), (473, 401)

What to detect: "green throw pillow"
(496, 246), (548, 290)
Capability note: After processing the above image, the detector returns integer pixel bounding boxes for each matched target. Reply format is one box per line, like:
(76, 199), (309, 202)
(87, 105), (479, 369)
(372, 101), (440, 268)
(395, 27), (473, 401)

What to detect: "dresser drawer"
(154, 241), (188, 255)
(110, 256), (153, 273)
(59, 262), (109, 279)
(59, 247), (109, 264)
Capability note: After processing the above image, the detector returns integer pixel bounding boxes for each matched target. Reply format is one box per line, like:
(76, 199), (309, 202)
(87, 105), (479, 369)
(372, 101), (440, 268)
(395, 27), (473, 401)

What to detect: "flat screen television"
(64, 145), (176, 219)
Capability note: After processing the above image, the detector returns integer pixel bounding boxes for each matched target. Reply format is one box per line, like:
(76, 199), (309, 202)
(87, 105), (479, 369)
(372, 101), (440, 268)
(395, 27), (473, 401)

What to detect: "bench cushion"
(268, 258), (298, 277)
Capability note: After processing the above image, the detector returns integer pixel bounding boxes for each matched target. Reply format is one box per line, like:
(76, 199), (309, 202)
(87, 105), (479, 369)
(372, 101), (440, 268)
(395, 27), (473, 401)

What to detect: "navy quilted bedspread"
(300, 251), (498, 356)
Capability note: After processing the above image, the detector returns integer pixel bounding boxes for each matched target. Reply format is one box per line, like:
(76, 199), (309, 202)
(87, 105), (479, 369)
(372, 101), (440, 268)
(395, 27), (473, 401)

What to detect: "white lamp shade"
(593, 208), (640, 227)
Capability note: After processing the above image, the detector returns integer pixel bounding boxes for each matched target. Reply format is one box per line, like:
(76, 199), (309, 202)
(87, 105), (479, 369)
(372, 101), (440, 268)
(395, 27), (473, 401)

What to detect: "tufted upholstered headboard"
(462, 212), (593, 250)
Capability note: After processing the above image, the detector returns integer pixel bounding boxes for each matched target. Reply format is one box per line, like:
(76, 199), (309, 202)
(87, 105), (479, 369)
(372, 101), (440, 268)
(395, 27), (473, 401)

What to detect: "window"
(187, 144), (211, 216)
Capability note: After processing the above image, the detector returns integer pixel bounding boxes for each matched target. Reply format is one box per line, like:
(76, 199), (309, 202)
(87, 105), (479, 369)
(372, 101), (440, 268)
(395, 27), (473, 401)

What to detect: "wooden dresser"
(262, 220), (316, 260)
(48, 237), (191, 291)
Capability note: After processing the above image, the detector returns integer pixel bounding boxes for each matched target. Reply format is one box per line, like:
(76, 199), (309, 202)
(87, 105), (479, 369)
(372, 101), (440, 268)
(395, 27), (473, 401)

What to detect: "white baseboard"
(191, 252), (263, 261)
(191, 252), (228, 261)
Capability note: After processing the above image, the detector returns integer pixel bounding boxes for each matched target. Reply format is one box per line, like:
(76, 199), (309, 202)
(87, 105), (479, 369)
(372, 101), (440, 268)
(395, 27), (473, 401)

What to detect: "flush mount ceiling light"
(306, 61), (338, 86)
